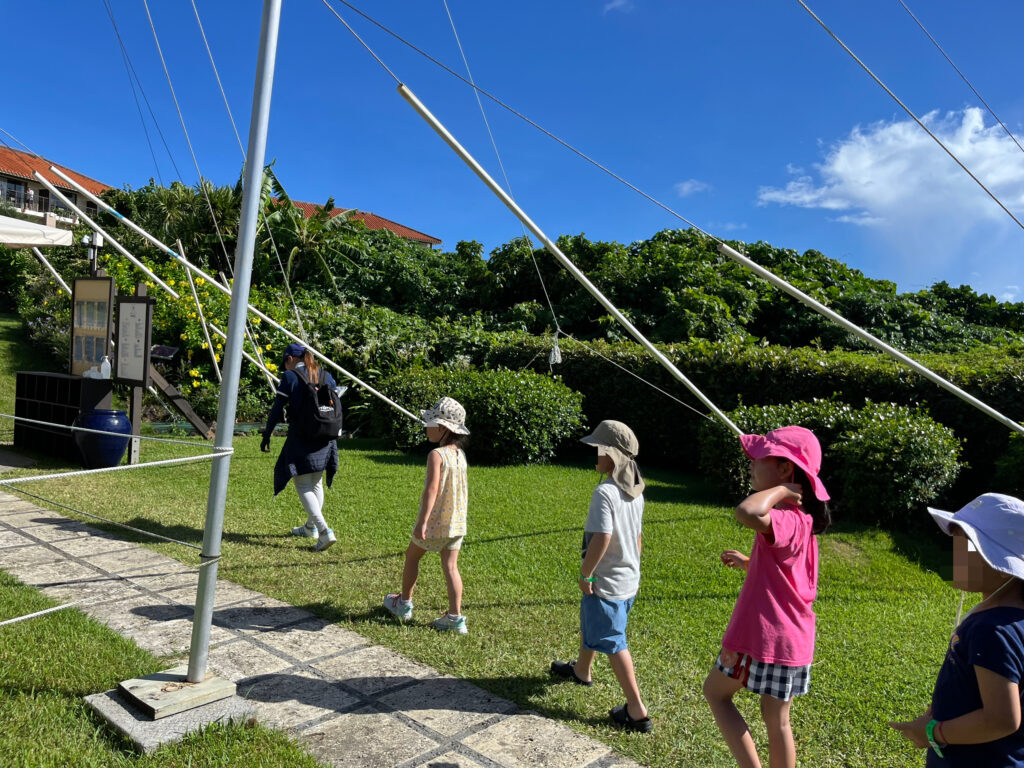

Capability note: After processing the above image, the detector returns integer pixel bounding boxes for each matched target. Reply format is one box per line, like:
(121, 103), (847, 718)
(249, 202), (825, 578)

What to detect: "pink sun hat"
(739, 425), (830, 502)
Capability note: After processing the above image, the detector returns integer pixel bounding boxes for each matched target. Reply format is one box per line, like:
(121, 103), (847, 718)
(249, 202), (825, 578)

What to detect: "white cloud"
(603, 0), (634, 14)
(1001, 285), (1021, 302)
(758, 108), (1024, 222)
(674, 178), (710, 197)
(758, 108), (1024, 296)
(707, 220), (747, 232)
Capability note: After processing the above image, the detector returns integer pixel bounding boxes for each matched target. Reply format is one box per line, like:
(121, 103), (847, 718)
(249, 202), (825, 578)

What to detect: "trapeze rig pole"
(714, 243), (1024, 437)
(397, 84), (742, 438)
(48, 169), (420, 423)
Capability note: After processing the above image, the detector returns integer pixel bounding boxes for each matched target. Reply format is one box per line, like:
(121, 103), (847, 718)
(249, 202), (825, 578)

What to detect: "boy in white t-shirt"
(551, 420), (652, 733)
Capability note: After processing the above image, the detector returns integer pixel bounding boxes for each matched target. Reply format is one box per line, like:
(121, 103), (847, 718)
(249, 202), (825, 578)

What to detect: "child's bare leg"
(439, 547), (462, 615)
(703, 669), (762, 768)
(760, 694), (795, 768)
(574, 642), (597, 682)
(401, 542), (427, 602)
(608, 648), (647, 719)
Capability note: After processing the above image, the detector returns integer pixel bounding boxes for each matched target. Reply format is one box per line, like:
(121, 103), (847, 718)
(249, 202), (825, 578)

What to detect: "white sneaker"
(432, 612), (467, 634)
(315, 529), (336, 551)
(383, 593), (412, 621)
(292, 524), (317, 538)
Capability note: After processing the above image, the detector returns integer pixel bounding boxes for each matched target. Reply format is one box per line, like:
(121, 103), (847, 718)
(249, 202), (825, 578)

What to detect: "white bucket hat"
(420, 396), (470, 435)
(929, 493), (1024, 580)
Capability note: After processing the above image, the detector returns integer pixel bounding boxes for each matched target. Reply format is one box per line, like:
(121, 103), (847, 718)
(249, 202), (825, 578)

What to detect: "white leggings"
(294, 471), (328, 532)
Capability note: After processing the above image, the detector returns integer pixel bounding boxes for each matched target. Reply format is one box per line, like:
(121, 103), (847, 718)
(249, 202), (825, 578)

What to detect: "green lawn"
(0, 313), (961, 766)
(0, 571), (324, 768)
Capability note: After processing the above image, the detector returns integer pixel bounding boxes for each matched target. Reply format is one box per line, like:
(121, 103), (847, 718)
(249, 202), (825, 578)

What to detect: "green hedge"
(477, 336), (1021, 497)
(696, 400), (962, 527)
(993, 433), (1024, 498)
(372, 366), (584, 465)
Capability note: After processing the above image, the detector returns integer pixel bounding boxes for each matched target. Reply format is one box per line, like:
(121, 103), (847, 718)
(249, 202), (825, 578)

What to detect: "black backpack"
(291, 367), (343, 444)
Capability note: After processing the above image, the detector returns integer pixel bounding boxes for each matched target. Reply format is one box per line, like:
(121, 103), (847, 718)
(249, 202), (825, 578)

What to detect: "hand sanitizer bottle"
(100, 356), (112, 379)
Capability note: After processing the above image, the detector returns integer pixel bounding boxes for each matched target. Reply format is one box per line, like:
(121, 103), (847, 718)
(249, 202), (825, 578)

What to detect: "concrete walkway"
(0, 491), (642, 768)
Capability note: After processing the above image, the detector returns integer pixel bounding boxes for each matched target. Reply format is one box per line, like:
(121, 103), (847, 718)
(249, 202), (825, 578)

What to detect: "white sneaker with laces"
(292, 524), (317, 538)
(383, 593), (412, 621)
(315, 529), (336, 551)
(432, 612), (468, 634)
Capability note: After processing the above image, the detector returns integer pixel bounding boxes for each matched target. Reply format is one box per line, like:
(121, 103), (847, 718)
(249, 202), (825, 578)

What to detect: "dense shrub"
(372, 366), (584, 465)
(479, 335), (1021, 497)
(992, 432), (1024, 498)
(697, 400), (962, 527)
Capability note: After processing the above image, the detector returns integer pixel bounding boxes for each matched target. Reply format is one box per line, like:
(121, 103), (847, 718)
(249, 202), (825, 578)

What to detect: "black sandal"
(549, 660), (593, 687)
(609, 703), (653, 733)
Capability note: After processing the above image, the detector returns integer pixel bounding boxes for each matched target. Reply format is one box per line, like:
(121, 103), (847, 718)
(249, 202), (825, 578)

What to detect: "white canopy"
(0, 213), (73, 248)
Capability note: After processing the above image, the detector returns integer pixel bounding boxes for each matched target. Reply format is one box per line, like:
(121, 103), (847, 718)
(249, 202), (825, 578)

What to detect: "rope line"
(796, 0), (1024, 234)
(0, 451), (232, 488)
(1, 484), (204, 551)
(0, 413), (222, 449)
(897, 0), (1024, 158)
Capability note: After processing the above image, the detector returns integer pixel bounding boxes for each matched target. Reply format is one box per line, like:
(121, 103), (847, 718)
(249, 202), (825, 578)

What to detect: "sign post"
(115, 285), (153, 465)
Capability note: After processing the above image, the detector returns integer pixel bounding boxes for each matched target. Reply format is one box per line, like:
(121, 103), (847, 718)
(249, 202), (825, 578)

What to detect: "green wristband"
(926, 719), (945, 758)
(579, 572), (596, 583)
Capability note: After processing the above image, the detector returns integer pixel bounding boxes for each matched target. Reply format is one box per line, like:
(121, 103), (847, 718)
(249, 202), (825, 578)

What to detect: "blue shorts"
(580, 594), (634, 654)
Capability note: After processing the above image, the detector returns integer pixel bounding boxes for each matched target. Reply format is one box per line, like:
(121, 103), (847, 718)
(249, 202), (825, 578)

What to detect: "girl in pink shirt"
(703, 425), (831, 768)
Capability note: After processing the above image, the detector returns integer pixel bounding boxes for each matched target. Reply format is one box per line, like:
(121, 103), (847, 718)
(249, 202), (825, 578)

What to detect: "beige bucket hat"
(580, 420), (645, 499)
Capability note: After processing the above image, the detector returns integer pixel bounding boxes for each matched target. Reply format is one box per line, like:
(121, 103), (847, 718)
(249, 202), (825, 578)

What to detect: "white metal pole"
(398, 83), (742, 437)
(715, 243), (1024, 436)
(50, 167), (420, 423)
(29, 247), (72, 295)
(187, 0), (281, 684)
(30, 173), (180, 298)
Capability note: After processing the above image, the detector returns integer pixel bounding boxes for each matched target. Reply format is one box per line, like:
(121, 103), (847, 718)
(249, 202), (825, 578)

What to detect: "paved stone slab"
(463, 714), (610, 768)
(378, 677), (516, 736)
(0, 543), (64, 569)
(10, 558), (102, 592)
(300, 708), (439, 768)
(214, 597), (313, 634)
(0, 528), (32, 548)
(206, 637), (292, 680)
(313, 645), (442, 698)
(85, 688), (256, 754)
(130, 617), (236, 657)
(81, 548), (177, 574)
(419, 751), (491, 768)
(237, 669), (361, 729)
(255, 617), (366, 661)
(50, 535), (136, 558)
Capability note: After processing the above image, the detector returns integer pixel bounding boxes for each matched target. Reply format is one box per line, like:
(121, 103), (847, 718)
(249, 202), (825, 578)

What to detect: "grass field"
(0, 313), (964, 766)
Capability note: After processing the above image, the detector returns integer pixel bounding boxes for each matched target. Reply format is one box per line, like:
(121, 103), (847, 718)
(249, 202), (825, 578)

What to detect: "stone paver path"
(0, 492), (642, 768)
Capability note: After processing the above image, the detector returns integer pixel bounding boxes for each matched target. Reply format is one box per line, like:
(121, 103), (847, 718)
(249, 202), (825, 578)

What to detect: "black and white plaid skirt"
(715, 652), (811, 701)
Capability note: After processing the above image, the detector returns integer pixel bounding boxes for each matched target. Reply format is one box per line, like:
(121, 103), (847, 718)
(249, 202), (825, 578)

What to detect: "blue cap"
(282, 342), (306, 364)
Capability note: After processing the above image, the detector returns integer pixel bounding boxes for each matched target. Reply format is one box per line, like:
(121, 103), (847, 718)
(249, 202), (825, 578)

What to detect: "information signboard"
(115, 296), (153, 387)
(70, 277), (114, 376)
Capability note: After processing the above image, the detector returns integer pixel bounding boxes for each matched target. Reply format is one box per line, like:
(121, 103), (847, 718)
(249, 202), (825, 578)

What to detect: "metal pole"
(714, 242), (1024, 437)
(30, 173), (180, 298)
(30, 247), (72, 295)
(179, 240), (221, 383)
(398, 83), (742, 437)
(51, 167), (420, 423)
(187, 0), (282, 683)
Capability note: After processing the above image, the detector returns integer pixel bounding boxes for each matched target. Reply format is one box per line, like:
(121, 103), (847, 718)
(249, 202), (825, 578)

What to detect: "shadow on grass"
(828, 518), (950, 579)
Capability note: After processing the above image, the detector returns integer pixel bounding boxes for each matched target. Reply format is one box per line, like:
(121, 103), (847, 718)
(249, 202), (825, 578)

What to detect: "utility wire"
(140, 0), (235, 271)
(796, 0), (1024, 234)
(897, 0), (1024, 157)
(101, 0), (182, 181)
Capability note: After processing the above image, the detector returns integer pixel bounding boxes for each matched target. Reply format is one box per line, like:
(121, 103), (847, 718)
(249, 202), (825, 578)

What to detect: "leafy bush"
(373, 366), (584, 465)
(697, 399), (962, 526)
(479, 335), (1020, 497)
(992, 432), (1024, 498)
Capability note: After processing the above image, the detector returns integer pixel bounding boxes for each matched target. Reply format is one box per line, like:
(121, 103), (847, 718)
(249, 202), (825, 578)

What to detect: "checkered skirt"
(715, 652), (811, 701)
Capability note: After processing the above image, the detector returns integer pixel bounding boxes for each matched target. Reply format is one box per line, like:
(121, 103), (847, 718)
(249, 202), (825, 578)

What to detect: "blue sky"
(5, 1), (1024, 301)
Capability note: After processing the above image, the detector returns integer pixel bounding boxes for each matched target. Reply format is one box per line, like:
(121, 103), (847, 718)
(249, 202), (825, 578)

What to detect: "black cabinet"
(14, 372), (113, 462)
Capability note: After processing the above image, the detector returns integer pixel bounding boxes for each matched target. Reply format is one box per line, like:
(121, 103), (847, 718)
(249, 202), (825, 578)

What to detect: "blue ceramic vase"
(73, 409), (131, 469)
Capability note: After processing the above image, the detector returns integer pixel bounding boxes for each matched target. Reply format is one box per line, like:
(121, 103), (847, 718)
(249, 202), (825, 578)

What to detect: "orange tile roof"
(0, 146), (110, 196)
(277, 198), (441, 246)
